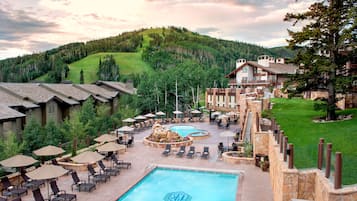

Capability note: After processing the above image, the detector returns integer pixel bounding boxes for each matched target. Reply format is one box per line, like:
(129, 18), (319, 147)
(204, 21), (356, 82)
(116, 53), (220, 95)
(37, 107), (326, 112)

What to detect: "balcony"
(240, 80), (275, 86)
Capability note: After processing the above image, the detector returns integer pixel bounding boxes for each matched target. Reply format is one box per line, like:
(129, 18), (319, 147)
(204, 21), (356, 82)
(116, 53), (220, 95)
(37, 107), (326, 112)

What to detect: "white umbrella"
(155, 111), (166, 116)
(94, 134), (117, 143)
(144, 113), (156, 118)
(122, 118), (136, 123)
(173, 110), (183, 114)
(117, 126), (134, 132)
(71, 151), (105, 164)
(212, 111), (221, 116)
(218, 114), (229, 119)
(226, 111), (238, 116)
(134, 115), (147, 120)
(191, 110), (201, 114)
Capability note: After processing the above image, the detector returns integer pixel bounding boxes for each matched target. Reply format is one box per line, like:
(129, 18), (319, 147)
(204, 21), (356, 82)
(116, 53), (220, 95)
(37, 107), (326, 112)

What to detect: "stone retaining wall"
(266, 133), (357, 201)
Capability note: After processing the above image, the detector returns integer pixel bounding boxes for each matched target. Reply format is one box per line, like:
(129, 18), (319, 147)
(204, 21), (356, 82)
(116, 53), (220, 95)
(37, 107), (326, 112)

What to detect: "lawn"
(67, 52), (152, 83)
(271, 98), (357, 185)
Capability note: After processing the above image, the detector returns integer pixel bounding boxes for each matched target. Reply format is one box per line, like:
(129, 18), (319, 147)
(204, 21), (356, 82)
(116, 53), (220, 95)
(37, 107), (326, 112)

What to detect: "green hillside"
(67, 52), (152, 83)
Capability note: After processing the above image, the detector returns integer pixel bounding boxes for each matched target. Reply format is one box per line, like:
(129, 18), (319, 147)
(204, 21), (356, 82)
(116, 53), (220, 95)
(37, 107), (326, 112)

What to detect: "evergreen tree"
(97, 55), (120, 81)
(80, 69), (84, 84)
(22, 118), (44, 154)
(284, 0), (356, 120)
(0, 131), (24, 160)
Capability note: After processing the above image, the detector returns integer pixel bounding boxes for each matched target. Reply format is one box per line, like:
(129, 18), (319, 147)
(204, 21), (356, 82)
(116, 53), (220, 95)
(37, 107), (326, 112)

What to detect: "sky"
(0, 0), (316, 60)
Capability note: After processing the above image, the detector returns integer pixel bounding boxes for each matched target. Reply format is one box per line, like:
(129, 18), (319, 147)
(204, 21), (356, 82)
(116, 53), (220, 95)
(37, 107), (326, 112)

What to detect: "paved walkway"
(19, 122), (273, 201)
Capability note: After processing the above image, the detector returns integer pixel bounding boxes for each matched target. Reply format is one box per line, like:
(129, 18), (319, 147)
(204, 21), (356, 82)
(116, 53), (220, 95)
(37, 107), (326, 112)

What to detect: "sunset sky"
(0, 0), (315, 59)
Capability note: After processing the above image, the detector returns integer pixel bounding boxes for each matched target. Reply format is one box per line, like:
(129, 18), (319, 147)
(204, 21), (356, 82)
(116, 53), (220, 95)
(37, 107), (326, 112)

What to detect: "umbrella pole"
(47, 180), (50, 200)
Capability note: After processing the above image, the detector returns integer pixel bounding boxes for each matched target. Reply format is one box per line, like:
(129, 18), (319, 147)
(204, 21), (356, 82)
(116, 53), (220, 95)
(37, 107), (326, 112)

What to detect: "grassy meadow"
(68, 52), (152, 83)
(271, 98), (357, 185)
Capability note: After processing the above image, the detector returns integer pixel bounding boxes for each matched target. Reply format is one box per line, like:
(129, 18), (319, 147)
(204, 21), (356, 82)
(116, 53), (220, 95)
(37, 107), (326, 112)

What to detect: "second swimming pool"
(170, 125), (208, 137)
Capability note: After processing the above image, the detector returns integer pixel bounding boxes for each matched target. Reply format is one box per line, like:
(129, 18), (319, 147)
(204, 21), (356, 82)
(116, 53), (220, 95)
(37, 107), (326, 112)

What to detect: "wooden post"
(284, 136), (288, 162)
(325, 143), (332, 178)
(334, 152), (342, 189)
(280, 131), (284, 153)
(317, 138), (324, 169)
(288, 144), (294, 169)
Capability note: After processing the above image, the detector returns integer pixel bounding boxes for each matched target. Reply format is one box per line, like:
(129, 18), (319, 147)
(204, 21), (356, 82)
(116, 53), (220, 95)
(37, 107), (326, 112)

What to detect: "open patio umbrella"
(122, 118), (136, 123)
(117, 126), (134, 133)
(144, 113), (156, 118)
(155, 111), (166, 116)
(191, 110), (201, 114)
(71, 151), (105, 164)
(220, 130), (236, 146)
(0, 154), (38, 168)
(134, 115), (147, 121)
(26, 164), (68, 199)
(33, 145), (65, 157)
(94, 134), (117, 143)
(96, 142), (126, 153)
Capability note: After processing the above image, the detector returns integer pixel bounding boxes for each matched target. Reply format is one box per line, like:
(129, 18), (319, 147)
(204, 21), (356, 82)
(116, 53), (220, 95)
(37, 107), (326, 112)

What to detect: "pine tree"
(284, 0), (356, 120)
(80, 69), (84, 84)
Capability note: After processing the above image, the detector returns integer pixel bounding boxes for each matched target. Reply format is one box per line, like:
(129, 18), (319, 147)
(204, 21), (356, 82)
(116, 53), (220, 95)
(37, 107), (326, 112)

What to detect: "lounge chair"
(186, 146), (195, 158)
(98, 160), (120, 176)
(1, 176), (27, 198)
(87, 164), (110, 184)
(176, 146), (186, 157)
(110, 155), (131, 169)
(21, 170), (45, 190)
(201, 146), (210, 159)
(162, 144), (171, 156)
(49, 180), (77, 201)
(70, 171), (96, 192)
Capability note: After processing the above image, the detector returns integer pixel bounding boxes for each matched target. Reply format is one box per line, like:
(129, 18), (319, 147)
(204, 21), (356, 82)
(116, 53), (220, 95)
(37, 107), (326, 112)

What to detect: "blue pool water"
(170, 125), (207, 137)
(118, 167), (239, 201)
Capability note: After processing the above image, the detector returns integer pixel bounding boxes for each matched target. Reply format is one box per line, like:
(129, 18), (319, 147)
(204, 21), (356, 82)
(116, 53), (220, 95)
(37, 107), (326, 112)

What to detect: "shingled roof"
(96, 81), (136, 95)
(0, 90), (38, 109)
(74, 84), (119, 99)
(226, 61), (297, 78)
(0, 104), (26, 121)
(0, 83), (79, 105)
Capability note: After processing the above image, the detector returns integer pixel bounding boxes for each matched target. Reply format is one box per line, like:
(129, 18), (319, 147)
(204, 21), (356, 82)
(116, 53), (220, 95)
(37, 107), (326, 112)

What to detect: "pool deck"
(19, 122), (273, 201)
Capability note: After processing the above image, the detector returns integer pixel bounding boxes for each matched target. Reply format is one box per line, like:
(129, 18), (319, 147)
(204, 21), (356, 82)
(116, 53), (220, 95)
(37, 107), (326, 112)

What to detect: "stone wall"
(262, 133), (357, 201)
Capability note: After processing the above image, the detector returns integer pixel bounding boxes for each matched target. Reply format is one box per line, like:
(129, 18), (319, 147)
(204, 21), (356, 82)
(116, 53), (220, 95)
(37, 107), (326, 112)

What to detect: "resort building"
(225, 55), (298, 89)
(0, 81), (135, 136)
(206, 55), (296, 111)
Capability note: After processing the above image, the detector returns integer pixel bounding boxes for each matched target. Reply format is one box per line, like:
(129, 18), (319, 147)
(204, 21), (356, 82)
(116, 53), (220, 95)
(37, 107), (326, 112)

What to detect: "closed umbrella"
(94, 134), (117, 143)
(26, 164), (68, 199)
(71, 151), (105, 164)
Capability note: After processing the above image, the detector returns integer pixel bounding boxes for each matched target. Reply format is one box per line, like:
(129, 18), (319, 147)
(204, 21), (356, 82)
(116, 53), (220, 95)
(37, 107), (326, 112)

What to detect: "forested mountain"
(0, 27), (293, 83)
(0, 27), (295, 112)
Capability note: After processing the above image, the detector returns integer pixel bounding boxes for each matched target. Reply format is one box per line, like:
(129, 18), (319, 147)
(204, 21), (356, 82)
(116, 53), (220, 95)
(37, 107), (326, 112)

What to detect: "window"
(242, 67), (248, 73)
(48, 102), (55, 113)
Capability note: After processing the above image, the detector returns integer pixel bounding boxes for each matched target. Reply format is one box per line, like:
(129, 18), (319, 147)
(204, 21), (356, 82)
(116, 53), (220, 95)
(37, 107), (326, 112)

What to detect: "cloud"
(0, 4), (58, 42)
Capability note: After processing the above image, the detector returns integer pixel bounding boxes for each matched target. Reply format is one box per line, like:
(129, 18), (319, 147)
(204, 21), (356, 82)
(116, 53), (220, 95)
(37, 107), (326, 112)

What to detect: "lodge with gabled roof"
(0, 81), (135, 137)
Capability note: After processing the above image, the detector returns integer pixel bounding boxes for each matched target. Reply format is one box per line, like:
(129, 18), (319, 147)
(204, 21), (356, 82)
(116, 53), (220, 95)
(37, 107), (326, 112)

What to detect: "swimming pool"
(118, 167), (239, 201)
(170, 125), (208, 137)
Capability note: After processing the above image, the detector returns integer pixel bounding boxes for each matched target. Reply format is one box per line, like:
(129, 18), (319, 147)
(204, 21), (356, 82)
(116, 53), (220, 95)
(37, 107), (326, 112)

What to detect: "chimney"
(236, 59), (246, 69)
(276, 58), (285, 64)
(257, 55), (274, 67)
